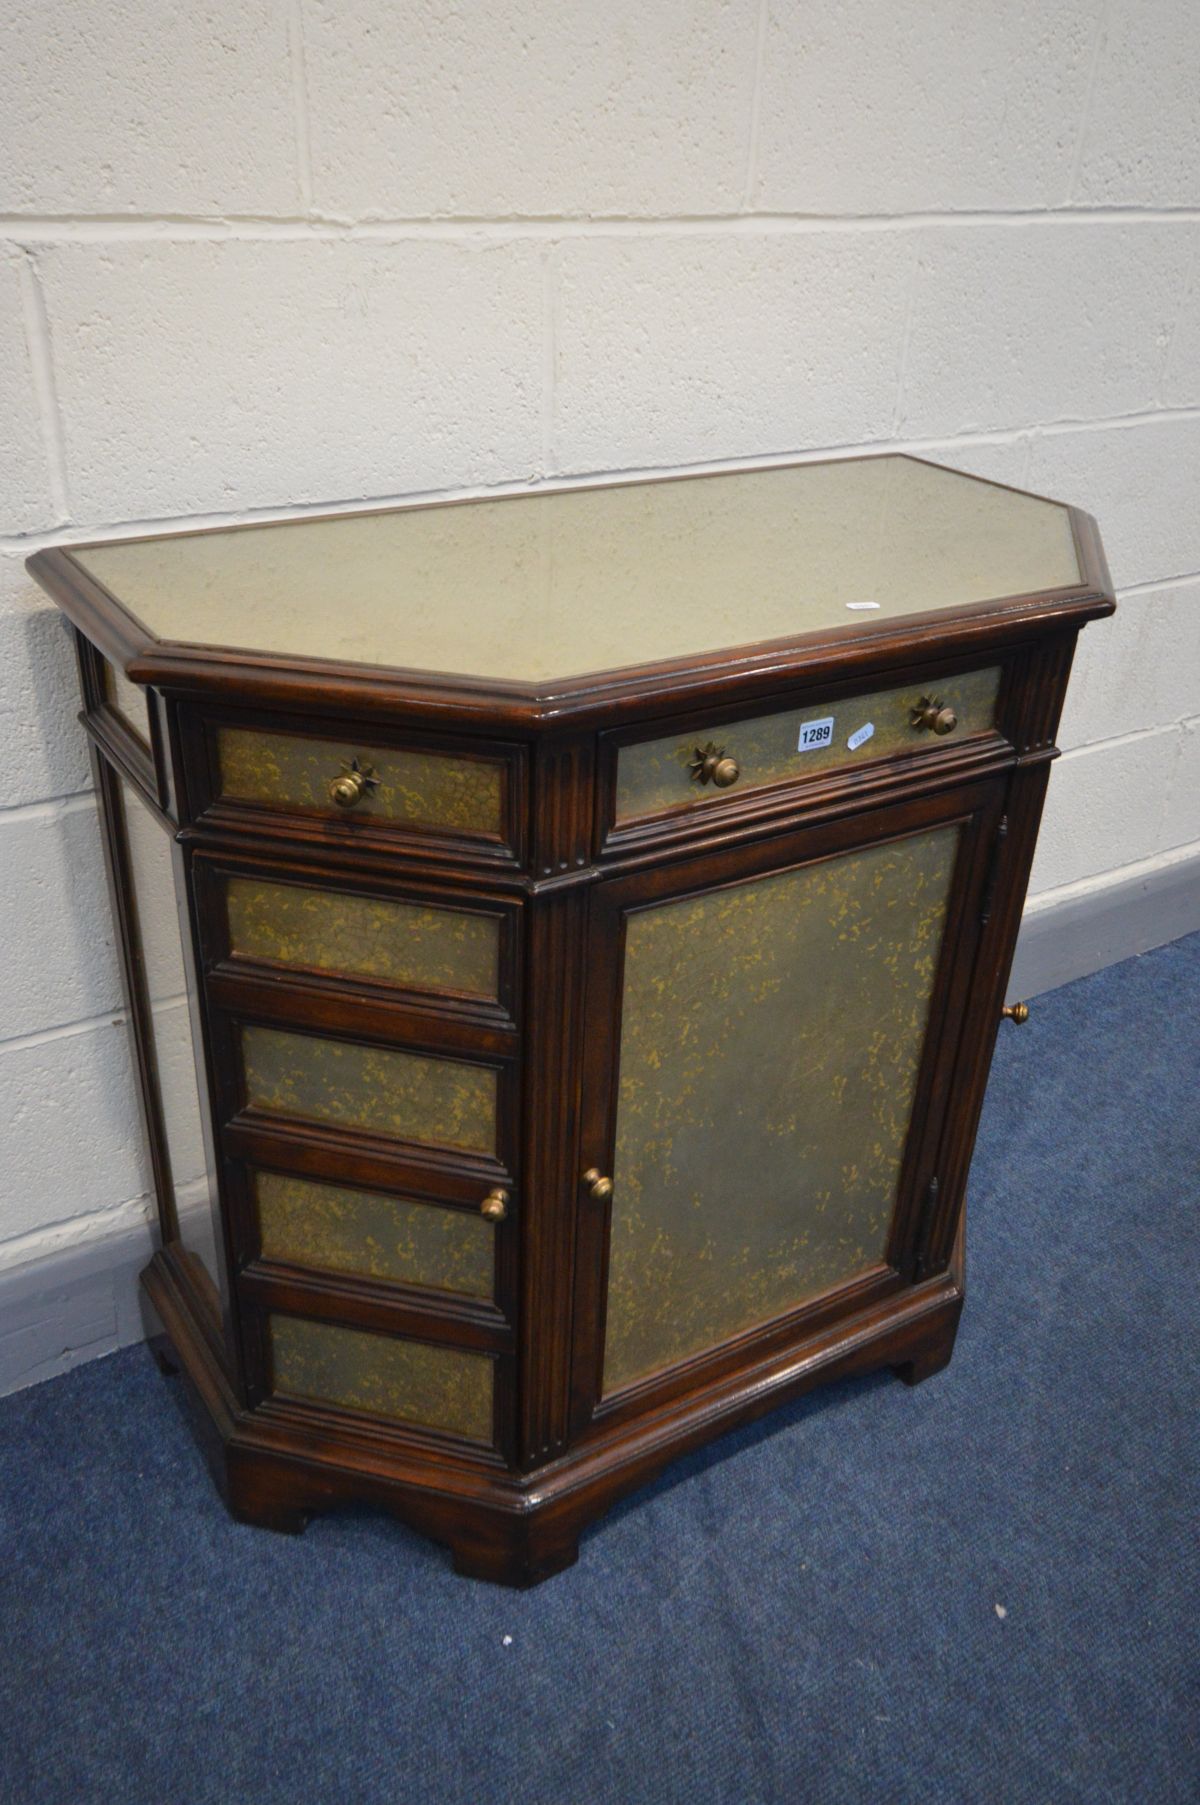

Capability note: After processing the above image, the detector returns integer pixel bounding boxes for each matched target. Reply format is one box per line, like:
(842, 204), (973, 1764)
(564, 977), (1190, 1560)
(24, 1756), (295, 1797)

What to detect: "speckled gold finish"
(224, 876), (500, 998)
(254, 1170), (494, 1297)
(601, 824), (960, 1394)
(102, 656), (152, 746)
(241, 1025), (497, 1153)
(269, 1314), (493, 1441)
(614, 667), (1000, 821)
(217, 726), (503, 836)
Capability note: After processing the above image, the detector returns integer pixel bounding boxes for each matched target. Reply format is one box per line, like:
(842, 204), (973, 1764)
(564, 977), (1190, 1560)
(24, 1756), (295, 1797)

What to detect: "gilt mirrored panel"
(269, 1315), (494, 1443)
(72, 456), (1081, 682)
(240, 1024), (497, 1154)
(601, 823), (960, 1394)
(254, 1170), (494, 1298)
(615, 667), (1002, 821)
(224, 875), (501, 998)
(217, 727), (503, 836)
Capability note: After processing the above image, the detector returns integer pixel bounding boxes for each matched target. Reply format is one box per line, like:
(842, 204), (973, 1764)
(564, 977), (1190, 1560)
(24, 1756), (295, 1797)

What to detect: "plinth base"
(142, 1214), (965, 1588)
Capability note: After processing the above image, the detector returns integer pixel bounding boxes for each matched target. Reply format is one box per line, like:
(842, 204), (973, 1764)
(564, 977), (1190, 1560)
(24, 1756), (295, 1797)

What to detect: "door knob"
(688, 742), (740, 788)
(328, 757), (379, 808)
(583, 1168), (613, 1203)
(480, 1188), (509, 1222)
(910, 697), (958, 736)
(1001, 1002), (1029, 1025)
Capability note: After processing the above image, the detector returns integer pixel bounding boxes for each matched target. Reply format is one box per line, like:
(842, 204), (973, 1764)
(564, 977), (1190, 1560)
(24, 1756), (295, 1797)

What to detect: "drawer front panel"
(241, 1024), (497, 1154)
(224, 874), (501, 999)
(614, 665), (1001, 823)
(269, 1313), (493, 1442)
(255, 1169), (494, 1298)
(217, 725), (504, 837)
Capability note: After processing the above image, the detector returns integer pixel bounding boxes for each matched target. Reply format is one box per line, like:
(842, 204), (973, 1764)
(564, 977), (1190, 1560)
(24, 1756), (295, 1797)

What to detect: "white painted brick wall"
(40, 240), (546, 518)
(0, 250), (56, 533)
(552, 232), (917, 468)
(0, 800), (121, 1042)
(0, 1023), (149, 1242)
(0, 1), (297, 214)
(0, 557), (92, 806)
(753, 0), (1100, 213)
(1026, 416), (1200, 586)
(303, 0), (762, 218)
(1072, 0), (1200, 205)
(0, 0), (1197, 1276)
(898, 224), (1195, 435)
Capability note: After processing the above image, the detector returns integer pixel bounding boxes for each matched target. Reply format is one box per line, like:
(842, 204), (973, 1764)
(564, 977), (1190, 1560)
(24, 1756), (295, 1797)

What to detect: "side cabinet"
(70, 652), (1074, 1584)
(28, 452), (1114, 1584)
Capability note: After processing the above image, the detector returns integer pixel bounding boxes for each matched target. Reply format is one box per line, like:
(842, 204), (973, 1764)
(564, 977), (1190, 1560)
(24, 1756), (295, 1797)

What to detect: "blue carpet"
(1, 935), (1197, 1805)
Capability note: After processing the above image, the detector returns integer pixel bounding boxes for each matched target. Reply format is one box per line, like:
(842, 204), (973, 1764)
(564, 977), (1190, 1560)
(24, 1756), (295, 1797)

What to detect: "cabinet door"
(571, 778), (1005, 1426)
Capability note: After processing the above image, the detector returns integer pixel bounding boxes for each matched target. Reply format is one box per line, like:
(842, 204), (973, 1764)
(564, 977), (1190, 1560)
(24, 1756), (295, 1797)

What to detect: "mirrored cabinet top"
(59, 455), (1082, 685)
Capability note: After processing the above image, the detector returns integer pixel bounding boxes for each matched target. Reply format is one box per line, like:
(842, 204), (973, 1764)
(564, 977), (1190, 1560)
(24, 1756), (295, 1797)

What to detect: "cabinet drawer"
(221, 872), (503, 1002)
(215, 723), (507, 840)
(613, 665), (1002, 824)
(240, 1023), (498, 1156)
(268, 1313), (494, 1442)
(253, 1168), (495, 1299)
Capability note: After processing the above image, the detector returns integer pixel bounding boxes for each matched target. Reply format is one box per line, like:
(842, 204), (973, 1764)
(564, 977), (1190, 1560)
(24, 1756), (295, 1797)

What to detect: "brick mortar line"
(1118, 572), (1200, 598)
(3, 410), (1199, 554)
(15, 252), (70, 521)
(0, 1193), (155, 1274)
(1, 207), (1199, 243)
(1025, 835), (1200, 911)
(1058, 721), (1188, 764)
(540, 244), (559, 474)
(1156, 259), (1195, 408)
(0, 993), (189, 1061)
(1066, 0), (1113, 204)
(286, 0), (315, 213)
(739, 0), (770, 212)
(0, 790), (95, 826)
(890, 231), (925, 435)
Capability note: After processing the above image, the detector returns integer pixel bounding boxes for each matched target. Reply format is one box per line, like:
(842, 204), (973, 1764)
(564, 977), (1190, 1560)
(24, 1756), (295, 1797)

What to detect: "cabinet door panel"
(602, 824), (958, 1393)
(573, 781), (1003, 1419)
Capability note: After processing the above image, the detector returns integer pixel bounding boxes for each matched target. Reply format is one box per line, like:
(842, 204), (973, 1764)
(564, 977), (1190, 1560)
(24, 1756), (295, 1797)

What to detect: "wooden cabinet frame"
(29, 460), (1114, 1585)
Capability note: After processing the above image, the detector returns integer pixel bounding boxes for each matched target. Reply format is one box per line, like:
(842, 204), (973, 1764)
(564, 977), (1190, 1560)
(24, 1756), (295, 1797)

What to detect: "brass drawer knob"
(688, 742), (741, 788)
(328, 757), (380, 808)
(583, 1168), (613, 1204)
(480, 1188), (509, 1222)
(1001, 1001), (1029, 1025)
(910, 696), (958, 736)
